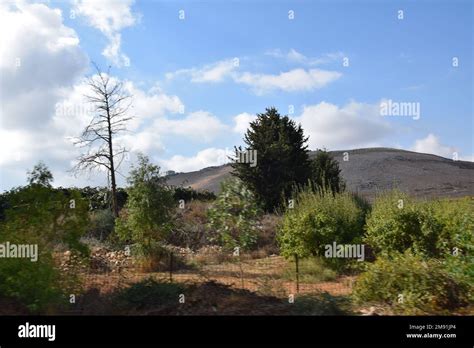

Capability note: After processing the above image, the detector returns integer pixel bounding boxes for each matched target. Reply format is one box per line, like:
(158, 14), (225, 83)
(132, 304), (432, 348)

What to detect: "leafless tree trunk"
(72, 63), (133, 217)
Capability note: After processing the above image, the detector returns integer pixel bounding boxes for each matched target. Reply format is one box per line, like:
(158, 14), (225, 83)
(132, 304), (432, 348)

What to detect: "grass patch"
(282, 257), (337, 283)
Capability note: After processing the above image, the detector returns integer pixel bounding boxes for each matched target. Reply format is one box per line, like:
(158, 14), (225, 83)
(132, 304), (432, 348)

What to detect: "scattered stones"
(58, 246), (132, 273)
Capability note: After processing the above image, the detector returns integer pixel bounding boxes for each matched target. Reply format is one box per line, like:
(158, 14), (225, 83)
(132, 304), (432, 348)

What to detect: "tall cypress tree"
(231, 107), (312, 212)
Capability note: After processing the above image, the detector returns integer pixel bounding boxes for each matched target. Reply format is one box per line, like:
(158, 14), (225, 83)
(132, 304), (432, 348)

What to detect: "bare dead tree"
(72, 63), (133, 217)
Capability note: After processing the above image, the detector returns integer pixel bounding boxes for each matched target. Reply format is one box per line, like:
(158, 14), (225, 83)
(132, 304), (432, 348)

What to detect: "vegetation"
(72, 64), (133, 217)
(282, 257), (337, 282)
(27, 161), (53, 187)
(365, 192), (474, 258)
(231, 107), (313, 212)
(172, 186), (216, 202)
(354, 193), (474, 313)
(0, 165), (89, 312)
(0, 103), (471, 316)
(277, 187), (366, 268)
(207, 178), (261, 250)
(311, 149), (345, 194)
(115, 154), (175, 258)
(353, 252), (470, 314)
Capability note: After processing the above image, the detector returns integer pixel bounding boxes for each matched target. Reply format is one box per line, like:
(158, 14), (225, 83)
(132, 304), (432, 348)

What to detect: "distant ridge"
(165, 148), (474, 201)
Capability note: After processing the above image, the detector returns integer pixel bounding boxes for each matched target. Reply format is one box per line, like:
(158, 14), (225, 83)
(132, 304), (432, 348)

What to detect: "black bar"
(0, 316), (472, 346)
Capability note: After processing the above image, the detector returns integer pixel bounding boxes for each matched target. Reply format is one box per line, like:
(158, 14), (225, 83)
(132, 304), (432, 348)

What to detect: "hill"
(165, 148), (474, 201)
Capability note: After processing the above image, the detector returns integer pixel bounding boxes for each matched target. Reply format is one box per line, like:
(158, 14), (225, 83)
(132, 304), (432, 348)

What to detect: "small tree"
(311, 149), (345, 194)
(277, 187), (365, 268)
(115, 154), (175, 255)
(207, 178), (261, 251)
(27, 161), (53, 187)
(231, 107), (312, 212)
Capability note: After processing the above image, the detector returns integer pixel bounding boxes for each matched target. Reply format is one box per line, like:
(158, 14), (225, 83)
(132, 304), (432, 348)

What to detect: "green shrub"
(207, 178), (261, 250)
(365, 192), (474, 258)
(277, 188), (366, 267)
(0, 256), (63, 313)
(88, 209), (115, 241)
(0, 184), (89, 312)
(115, 154), (175, 255)
(172, 186), (216, 202)
(431, 198), (474, 258)
(353, 252), (470, 314)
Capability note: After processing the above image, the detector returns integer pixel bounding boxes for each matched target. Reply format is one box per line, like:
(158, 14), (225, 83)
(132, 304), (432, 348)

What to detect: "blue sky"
(0, 0), (472, 190)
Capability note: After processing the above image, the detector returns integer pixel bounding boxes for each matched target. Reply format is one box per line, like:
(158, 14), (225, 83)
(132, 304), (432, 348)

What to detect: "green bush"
(88, 209), (115, 241)
(365, 192), (474, 258)
(172, 186), (216, 202)
(0, 256), (63, 313)
(207, 178), (261, 250)
(353, 252), (470, 314)
(0, 184), (89, 312)
(115, 154), (175, 255)
(277, 188), (366, 267)
(431, 198), (474, 258)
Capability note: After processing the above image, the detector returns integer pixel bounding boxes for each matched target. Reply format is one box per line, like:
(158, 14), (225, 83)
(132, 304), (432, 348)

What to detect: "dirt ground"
(62, 255), (355, 315)
(79, 255), (354, 297)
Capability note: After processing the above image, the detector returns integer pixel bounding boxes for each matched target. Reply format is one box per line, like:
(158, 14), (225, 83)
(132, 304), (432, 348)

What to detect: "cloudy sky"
(0, 0), (472, 191)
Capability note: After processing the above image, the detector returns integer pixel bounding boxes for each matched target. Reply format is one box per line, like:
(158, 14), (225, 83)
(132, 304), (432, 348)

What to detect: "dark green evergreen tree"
(231, 107), (312, 212)
(311, 149), (345, 195)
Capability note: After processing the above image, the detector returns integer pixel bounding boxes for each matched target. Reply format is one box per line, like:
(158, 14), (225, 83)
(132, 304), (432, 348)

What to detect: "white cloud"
(265, 49), (345, 66)
(0, 1), (92, 189)
(294, 101), (394, 150)
(166, 57), (342, 94)
(161, 148), (230, 172)
(411, 134), (457, 159)
(152, 111), (228, 142)
(233, 112), (255, 134)
(73, 0), (139, 66)
(166, 58), (238, 83)
(125, 81), (183, 121)
(0, 2), (88, 130)
(234, 68), (341, 94)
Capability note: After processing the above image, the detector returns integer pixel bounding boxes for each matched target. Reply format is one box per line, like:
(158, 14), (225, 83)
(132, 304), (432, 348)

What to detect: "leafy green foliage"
(353, 252), (470, 314)
(27, 161), (53, 187)
(1, 185), (90, 254)
(231, 107), (313, 212)
(0, 165), (89, 312)
(87, 209), (115, 241)
(0, 255), (63, 313)
(277, 188), (366, 263)
(172, 186), (216, 202)
(207, 178), (261, 250)
(365, 192), (474, 258)
(115, 154), (175, 255)
(310, 149), (345, 194)
(76, 186), (128, 211)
